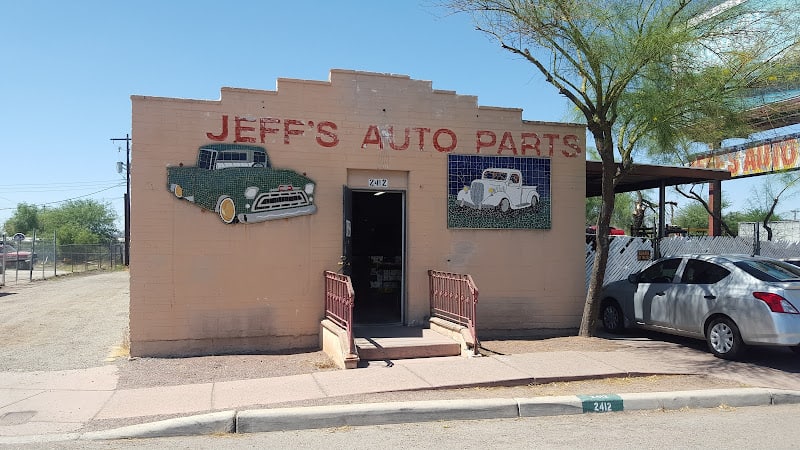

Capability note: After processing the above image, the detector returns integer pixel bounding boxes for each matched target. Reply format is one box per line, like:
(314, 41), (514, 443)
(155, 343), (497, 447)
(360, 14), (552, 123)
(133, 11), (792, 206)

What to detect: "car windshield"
(733, 259), (800, 282)
(0, 244), (18, 253)
(483, 171), (507, 180)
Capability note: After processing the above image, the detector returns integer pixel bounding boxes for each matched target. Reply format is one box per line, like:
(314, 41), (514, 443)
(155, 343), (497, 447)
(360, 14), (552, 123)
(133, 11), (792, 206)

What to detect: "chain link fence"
(1, 234), (126, 285)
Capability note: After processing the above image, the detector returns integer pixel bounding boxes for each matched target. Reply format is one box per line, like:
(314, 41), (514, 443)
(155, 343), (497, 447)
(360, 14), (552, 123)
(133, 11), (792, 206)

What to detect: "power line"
(0, 180), (125, 193)
(0, 182), (125, 210)
(0, 179), (123, 187)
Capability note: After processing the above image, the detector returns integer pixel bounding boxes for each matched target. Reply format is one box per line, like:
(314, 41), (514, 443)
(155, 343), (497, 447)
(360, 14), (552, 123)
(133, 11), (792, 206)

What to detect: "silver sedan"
(600, 254), (800, 359)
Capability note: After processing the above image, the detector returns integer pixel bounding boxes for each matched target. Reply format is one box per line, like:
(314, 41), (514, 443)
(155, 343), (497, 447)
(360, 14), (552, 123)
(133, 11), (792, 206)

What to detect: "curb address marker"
(577, 394), (624, 413)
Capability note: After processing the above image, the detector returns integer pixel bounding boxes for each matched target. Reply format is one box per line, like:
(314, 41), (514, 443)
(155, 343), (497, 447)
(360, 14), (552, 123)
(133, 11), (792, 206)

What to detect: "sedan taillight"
(753, 292), (800, 314)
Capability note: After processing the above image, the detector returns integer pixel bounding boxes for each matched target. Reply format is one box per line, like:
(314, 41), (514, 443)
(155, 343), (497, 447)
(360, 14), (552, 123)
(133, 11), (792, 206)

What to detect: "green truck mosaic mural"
(167, 144), (317, 224)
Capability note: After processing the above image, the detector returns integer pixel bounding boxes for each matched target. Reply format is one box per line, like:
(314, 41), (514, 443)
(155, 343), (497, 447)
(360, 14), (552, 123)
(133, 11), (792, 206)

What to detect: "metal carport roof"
(586, 160), (731, 197)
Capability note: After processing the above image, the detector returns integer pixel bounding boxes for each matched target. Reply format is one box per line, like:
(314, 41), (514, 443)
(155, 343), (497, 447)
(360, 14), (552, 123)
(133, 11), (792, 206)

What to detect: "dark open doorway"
(346, 190), (404, 324)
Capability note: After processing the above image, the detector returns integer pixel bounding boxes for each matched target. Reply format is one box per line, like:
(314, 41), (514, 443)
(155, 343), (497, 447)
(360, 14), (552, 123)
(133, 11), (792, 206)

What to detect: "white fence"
(586, 235), (800, 289)
(739, 221), (800, 243)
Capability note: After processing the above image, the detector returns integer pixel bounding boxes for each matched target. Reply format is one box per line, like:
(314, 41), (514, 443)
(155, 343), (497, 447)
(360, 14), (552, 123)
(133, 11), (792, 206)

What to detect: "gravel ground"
(0, 271), (129, 372)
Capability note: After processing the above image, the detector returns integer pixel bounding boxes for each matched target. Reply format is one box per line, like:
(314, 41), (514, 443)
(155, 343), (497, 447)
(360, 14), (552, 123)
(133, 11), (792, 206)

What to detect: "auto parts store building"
(130, 69), (586, 357)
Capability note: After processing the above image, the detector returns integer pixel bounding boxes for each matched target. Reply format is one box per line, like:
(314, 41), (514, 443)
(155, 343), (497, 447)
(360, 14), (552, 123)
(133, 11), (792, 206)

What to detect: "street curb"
(619, 388), (775, 410)
(237, 398), (519, 433)
(74, 388), (800, 440)
(80, 411), (235, 440)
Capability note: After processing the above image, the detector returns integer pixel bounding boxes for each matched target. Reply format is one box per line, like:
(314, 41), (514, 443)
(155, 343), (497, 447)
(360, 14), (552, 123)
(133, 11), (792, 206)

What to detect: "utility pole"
(111, 134), (131, 266)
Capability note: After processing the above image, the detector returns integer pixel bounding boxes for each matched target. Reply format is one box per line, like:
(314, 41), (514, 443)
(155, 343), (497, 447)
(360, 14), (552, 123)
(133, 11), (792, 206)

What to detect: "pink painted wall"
(130, 70), (586, 356)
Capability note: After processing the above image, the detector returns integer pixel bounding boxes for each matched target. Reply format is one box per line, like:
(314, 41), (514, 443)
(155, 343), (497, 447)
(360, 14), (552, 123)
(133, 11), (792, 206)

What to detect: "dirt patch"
(116, 351), (339, 389)
(480, 336), (627, 355)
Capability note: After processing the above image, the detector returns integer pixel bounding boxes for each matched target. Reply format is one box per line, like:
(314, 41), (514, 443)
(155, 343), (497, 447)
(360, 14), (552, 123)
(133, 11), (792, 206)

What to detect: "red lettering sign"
(562, 134), (582, 158)
(542, 133), (559, 157)
(521, 133), (540, 155)
(413, 127), (430, 151)
(284, 119), (304, 145)
(362, 125), (383, 149)
(205, 115), (585, 159)
(235, 117), (256, 143)
(742, 148), (757, 174)
(389, 127), (410, 151)
(497, 132), (517, 155)
(260, 117), (280, 142)
(433, 129), (457, 153)
(207, 115), (229, 141)
(476, 131), (496, 153)
(316, 121), (338, 148)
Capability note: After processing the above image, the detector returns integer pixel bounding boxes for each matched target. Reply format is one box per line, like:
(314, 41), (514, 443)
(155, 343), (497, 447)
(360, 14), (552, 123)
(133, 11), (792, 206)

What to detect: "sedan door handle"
(704, 295), (716, 300)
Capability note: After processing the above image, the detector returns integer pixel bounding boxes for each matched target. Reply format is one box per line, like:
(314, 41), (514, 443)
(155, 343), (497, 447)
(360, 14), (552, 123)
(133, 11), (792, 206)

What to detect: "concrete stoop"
(321, 320), (467, 368)
(355, 326), (462, 361)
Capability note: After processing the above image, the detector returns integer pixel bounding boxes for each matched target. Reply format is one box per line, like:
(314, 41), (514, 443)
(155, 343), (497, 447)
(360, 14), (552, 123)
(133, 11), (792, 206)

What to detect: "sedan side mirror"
(628, 273), (639, 284)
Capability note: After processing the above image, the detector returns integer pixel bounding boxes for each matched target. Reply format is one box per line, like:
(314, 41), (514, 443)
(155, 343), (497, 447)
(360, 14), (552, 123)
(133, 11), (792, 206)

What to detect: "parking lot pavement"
(604, 330), (800, 390)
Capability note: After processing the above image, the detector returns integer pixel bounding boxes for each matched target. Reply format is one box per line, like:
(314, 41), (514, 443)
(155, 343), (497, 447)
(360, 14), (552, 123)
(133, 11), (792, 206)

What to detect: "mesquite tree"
(448, 0), (800, 335)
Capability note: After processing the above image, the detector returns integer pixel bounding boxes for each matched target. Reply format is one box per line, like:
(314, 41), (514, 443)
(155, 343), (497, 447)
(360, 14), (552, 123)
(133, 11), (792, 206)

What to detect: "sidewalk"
(2, 347), (800, 444)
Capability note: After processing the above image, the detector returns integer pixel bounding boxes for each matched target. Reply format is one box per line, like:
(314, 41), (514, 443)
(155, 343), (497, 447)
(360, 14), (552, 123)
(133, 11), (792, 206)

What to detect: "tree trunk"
(579, 127), (616, 337)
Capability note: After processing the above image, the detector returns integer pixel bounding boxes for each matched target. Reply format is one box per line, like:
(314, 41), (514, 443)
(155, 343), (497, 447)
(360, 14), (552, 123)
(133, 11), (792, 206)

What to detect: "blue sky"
(1, 1), (797, 233)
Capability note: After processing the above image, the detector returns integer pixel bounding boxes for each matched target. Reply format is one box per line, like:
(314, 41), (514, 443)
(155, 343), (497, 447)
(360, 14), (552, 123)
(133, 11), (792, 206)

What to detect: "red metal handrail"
(428, 269), (479, 355)
(324, 271), (355, 356)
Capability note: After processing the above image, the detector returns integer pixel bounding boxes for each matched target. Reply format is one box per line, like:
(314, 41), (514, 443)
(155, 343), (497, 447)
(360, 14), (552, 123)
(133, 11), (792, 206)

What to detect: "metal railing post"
(428, 270), (479, 356)
(323, 271), (355, 356)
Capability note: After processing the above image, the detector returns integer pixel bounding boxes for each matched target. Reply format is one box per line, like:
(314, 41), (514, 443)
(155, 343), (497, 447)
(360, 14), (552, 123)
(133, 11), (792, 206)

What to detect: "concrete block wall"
(130, 69), (586, 356)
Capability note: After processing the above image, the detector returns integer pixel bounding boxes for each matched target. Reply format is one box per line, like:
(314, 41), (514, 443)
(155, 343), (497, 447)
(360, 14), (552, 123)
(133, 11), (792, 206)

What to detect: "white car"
(600, 254), (800, 359)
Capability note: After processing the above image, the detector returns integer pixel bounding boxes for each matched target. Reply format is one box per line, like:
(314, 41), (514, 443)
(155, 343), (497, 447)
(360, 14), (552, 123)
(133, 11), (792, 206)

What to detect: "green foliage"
(451, 0), (800, 336)
(586, 192), (640, 233)
(725, 207), (783, 235)
(3, 203), (40, 235)
(674, 202), (711, 230)
(3, 200), (118, 245)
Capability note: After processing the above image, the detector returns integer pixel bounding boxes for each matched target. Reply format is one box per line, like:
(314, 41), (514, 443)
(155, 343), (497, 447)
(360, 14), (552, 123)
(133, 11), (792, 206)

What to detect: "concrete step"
(354, 326), (461, 361)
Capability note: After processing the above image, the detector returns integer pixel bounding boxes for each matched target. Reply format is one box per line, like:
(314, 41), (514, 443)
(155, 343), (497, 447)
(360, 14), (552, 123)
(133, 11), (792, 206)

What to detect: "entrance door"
(343, 189), (404, 324)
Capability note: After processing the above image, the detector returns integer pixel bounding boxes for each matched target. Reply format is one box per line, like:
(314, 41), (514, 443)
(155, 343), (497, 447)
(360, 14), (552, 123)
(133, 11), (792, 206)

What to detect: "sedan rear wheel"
(706, 317), (744, 360)
(601, 301), (625, 334)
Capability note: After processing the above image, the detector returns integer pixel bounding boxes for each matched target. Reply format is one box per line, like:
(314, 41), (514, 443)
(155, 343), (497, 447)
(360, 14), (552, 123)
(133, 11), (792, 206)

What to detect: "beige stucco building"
(129, 69), (586, 357)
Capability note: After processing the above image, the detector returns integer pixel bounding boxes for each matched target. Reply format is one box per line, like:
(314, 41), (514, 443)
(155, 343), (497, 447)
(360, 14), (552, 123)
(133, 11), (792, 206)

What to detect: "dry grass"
(105, 327), (131, 362)
(314, 359), (338, 370)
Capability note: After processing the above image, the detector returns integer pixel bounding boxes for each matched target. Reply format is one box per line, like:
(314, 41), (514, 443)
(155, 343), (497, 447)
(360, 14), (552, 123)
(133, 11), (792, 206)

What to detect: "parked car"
(586, 225), (626, 236)
(0, 243), (36, 270)
(600, 254), (800, 359)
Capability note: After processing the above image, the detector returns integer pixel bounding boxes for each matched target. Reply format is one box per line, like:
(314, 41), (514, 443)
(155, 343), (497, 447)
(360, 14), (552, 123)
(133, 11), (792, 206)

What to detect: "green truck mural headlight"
(167, 144), (317, 224)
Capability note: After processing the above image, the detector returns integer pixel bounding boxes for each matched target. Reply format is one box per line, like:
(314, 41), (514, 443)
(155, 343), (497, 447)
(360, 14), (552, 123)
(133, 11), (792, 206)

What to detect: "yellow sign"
(691, 133), (800, 178)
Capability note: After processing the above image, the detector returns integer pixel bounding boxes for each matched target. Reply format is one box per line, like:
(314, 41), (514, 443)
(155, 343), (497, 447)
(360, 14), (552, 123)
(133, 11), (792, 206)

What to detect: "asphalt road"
(9, 404), (800, 449)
